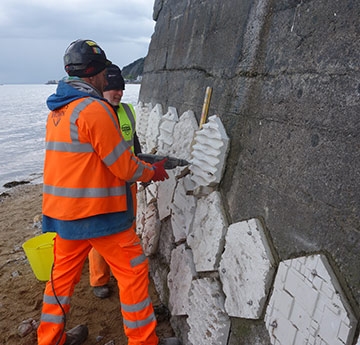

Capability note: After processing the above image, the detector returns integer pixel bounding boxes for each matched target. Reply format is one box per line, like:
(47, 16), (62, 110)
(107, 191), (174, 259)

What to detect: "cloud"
(0, 0), (155, 84)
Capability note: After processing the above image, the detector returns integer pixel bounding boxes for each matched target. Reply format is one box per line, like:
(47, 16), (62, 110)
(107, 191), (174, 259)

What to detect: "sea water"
(0, 83), (141, 192)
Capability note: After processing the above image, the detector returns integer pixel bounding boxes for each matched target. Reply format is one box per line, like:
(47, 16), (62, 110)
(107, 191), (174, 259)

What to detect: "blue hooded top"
(47, 77), (105, 110)
(42, 77), (135, 240)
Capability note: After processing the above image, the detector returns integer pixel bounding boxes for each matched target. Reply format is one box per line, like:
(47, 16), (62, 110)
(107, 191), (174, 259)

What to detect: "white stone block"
(265, 254), (358, 345)
(157, 170), (177, 220)
(167, 244), (197, 315)
(170, 110), (198, 161)
(290, 302), (312, 335)
(150, 261), (169, 306)
(135, 188), (147, 237)
(158, 107), (179, 155)
(187, 191), (227, 272)
(134, 102), (152, 151)
(170, 178), (196, 242)
(190, 115), (229, 188)
(146, 103), (163, 153)
(182, 174), (196, 194)
(284, 268), (319, 317)
(187, 278), (230, 345)
(276, 290), (295, 319)
(141, 203), (161, 256)
(219, 218), (276, 319)
(293, 331), (307, 345)
(271, 314), (298, 345)
(145, 182), (158, 204)
(337, 321), (352, 344)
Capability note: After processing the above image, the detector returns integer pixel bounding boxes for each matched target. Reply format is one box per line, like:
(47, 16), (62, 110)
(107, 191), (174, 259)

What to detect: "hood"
(46, 77), (105, 111)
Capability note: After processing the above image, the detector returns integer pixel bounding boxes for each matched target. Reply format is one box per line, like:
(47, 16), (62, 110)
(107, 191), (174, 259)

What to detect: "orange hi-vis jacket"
(43, 96), (154, 221)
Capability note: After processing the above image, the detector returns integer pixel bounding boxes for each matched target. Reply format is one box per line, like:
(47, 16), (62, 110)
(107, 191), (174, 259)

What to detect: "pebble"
(18, 318), (36, 337)
(33, 214), (43, 229)
(11, 271), (20, 277)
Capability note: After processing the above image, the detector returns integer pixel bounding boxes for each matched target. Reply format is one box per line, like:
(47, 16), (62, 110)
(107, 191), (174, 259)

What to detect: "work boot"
(93, 284), (110, 298)
(63, 325), (88, 345)
(158, 337), (181, 345)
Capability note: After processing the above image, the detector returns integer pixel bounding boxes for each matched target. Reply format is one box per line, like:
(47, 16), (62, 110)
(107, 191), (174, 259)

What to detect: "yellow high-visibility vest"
(117, 103), (136, 153)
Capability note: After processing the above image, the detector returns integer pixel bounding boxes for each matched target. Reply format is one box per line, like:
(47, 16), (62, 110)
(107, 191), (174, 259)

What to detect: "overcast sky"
(0, 0), (155, 84)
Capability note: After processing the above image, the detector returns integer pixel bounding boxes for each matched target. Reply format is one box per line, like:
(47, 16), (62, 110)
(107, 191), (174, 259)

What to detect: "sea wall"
(137, 0), (360, 344)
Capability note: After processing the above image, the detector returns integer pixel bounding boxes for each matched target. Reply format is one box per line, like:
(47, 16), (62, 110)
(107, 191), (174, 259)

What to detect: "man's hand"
(152, 158), (169, 182)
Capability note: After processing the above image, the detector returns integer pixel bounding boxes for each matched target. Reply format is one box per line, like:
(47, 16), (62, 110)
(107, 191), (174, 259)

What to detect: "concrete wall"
(138, 0), (360, 343)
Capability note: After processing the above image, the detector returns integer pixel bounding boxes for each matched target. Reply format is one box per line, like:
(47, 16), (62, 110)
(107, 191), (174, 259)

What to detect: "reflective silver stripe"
(46, 141), (94, 153)
(128, 164), (145, 183)
(123, 312), (156, 329)
(43, 294), (70, 305)
(121, 103), (136, 133)
(121, 103), (136, 147)
(46, 98), (95, 154)
(130, 254), (147, 268)
(70, 98), (93, 142)
(43, 184), (126, 198)
(40, 313), (65, 324)
(127, 153), (154, 183)
(92, 98), (136, 166)
(121, 297), (151, 313)
(133, 154), (155, 170)
(102, 141), (130, 167)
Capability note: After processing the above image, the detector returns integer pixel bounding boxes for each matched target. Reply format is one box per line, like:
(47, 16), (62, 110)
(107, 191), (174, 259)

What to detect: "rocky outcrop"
(138, 0), (360, 344)
(122, 57), (144, 80)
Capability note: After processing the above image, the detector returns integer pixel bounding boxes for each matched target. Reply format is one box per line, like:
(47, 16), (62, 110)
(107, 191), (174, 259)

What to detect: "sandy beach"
(0, 183), (173, 344)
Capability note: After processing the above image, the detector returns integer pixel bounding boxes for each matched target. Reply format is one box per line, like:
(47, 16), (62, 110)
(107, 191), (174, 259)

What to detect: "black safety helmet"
(104, 64), (125, 91)
(64, 39), (112, 77)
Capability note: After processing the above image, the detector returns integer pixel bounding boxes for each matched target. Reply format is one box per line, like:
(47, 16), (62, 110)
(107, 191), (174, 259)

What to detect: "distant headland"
(44, 57), (144, 85)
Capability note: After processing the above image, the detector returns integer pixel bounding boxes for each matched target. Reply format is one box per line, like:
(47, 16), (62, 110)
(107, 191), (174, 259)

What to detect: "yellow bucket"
(22, 232), (56, 281)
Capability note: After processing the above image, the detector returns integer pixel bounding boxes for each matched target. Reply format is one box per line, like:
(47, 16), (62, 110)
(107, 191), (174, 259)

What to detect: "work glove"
(152, 158), (169, 182)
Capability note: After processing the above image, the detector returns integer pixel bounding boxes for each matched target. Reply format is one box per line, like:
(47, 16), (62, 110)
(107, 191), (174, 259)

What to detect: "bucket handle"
(36, 243), (54, 250)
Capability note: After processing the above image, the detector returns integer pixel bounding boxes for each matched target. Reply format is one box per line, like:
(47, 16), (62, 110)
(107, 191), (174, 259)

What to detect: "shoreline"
(0, 173), (43, 197)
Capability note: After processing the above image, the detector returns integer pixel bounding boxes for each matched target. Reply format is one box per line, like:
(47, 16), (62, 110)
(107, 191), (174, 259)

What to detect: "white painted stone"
(190, 115), (229, 188)
(149, 260), (169, 306)
(192, 185), (216, 198)
(134, 102), (152, 151)
(156, 219), (174, 265)
(145, 182), (158, 204)
(158, 107), (179, 155)
(157, 170), (177, 221)
(182, 174), (196, 194)
(135, 188), (147, 237)
(187, 278), (230, 345)
(167, 244), (197, 315)
(187, 191), (227, 272)
(170, 110), (198, 161)
(265, 254), (358, 345)
(142, 202), (161, 256)
(219, 218), (276, 319)
(170, 178), (196, 242)
(145, 103), (163, 153)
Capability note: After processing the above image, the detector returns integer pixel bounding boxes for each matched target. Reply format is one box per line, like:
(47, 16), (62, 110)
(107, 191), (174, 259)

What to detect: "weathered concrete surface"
(141, 0), (360, 312)
(227, 318), (271, 345)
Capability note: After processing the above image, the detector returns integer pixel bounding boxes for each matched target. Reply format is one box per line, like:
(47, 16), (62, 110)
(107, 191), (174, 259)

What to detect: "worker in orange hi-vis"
(37, 39), (180, 345)
(88, 63), (141, 299)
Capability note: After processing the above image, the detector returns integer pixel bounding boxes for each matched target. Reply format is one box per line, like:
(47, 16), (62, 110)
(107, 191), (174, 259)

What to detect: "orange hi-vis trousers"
(37, 227), (158, 345)
(89, 183), (138, 287)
